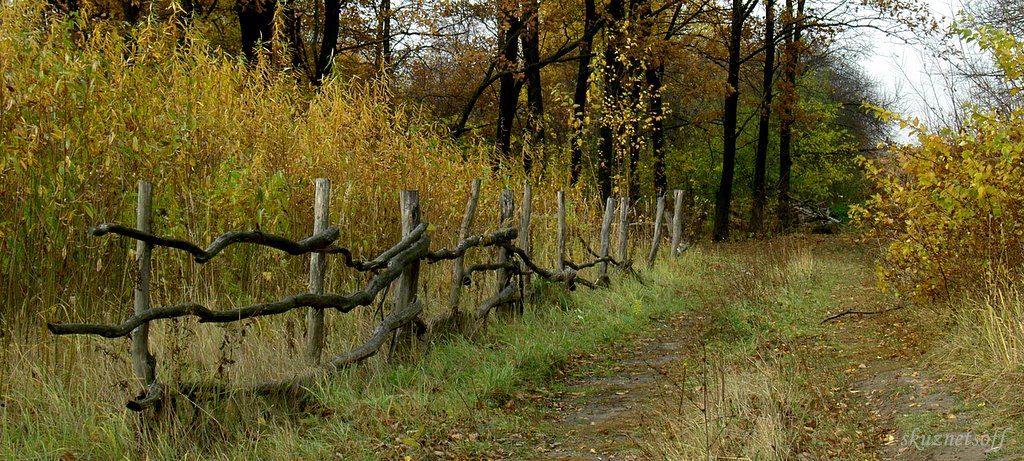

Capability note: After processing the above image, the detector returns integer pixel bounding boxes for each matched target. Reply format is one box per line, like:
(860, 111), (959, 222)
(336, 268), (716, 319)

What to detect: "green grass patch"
(0, 252), (710, 460)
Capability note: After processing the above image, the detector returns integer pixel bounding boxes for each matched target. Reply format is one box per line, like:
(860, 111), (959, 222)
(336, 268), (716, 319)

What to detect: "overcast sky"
(861, 0), (964, 135)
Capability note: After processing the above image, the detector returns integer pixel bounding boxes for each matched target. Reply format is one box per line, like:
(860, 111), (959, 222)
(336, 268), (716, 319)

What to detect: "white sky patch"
(860, 0), (964, 138)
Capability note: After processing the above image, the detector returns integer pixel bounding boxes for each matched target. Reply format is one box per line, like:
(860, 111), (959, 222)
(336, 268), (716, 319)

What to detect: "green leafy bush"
(853, 25), (1024, 299)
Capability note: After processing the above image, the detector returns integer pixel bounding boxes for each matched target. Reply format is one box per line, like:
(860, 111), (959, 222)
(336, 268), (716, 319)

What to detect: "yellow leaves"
(861, 48), (1024, 299)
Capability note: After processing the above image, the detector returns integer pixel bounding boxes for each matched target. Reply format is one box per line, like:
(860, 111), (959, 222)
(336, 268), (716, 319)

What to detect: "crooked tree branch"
(315, 222), (428, 272)
(575, 235), (623, 267)
(90, 223), (341, 263)
(501, 244), (596, 289)
(425, 228), (518, 262)
(564, 256), (617, 271)
(819, 305), (906, 324)
(261, 300), (425, 393)
(126, 382), (164, 412)
(475, 283), (522, 320)
(48, 236), (430, 337)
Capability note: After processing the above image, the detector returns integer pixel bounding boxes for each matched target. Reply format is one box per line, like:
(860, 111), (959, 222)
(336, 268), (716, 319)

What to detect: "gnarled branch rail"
(54, 182), (661, 414)
(90, 223), (341, 263)
(315, 222), (428, 272)
(475, 283), (522, 319)
(126, 382), (164, 412)
(502, 243), (597, 289)
(564, 256), (617, 271)
(263, 299), (426, 393)
(425, 228), (518, 262)
(49, 235), (430, 337)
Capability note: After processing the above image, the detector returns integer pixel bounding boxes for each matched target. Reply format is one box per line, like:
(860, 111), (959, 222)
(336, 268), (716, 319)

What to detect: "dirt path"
(524, 312), (707, 461)
(822, 272), (1009, 461)
(513, 242), (1011, 461)
(836, 314), (1008, 461)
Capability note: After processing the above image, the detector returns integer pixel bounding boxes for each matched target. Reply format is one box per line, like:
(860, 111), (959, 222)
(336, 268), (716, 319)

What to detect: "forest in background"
(37, 0), (906, 234)
(0, 0), (1019, 329)
(0, 0), (913, 333)
(3, 0), (1024, 458)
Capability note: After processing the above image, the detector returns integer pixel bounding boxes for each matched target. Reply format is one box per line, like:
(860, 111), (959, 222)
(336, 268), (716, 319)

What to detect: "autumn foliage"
(854, 25), (1024, 299)
(0, 6), (512, 325)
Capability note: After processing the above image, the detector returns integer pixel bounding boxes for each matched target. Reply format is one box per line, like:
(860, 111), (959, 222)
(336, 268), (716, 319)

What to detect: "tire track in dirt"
(835, 314), (1012, 461)
(518, 313), (710, 461)
(502, 237), (1015, 461)
(813, 253), (1012, 461)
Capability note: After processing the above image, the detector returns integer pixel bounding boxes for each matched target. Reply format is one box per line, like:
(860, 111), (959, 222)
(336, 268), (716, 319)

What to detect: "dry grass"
(647, 352), (810, 461)
(0, 0), (616, 378)
(642, 238), (856, 461)
(941, 284), (1024, 418)
(0, 4), (652, 458)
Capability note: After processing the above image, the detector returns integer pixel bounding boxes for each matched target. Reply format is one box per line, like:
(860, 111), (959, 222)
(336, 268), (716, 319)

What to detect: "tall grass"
(0, 249), (706, 459)
(647, 353), (811, 461)
(644, 237), (864, 460)
(941, 285), (1024, 418)
(0, 4), (493, 333)
(0, 4), (680, 459)
(0, 1), (633, 332)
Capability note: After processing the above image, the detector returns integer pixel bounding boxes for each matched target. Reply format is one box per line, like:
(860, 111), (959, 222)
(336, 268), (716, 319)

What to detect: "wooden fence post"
(671, 189), (684, 258)
(648, 196), (666, 266)
(617, 197), (629, 266)
(449, 178), (481, 313)
(306, 178), (331, 364)
(598, 197), (615, 284)
(519, 184), (532, 304)
(132, 180), (157, 390)
(557, 191), (566, 272)
(389, 190), (422, 360)
(496, 189), (515, 310)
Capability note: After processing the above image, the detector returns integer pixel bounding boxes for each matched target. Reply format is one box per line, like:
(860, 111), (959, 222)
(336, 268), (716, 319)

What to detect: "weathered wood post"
(518, 184), (532, 306)
(671, 189), (685, 258)
(648, 196), (666, 266)
(389, 190), (422, 360)
(598, 197), (615, 284)
(496, 189), (516, 307)
(449, 178), (481, 313)
(306, 178), (331, 364)
(557, 191), (567, 272)
(617, 197), (629, 266)
(132, 180), (158, 403)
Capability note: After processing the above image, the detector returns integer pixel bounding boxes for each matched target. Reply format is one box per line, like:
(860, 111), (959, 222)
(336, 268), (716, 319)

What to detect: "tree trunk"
(315, 0), (342, 83)
(750, 0), (776, 236)
(376, 0), (393, 73)
(122, 0), (142, 24)
(627, 71), (642, 199)
(495, 0), (522, 170)
(625, 0), (654, 200)
(47, 0), (79, 13)
(713, 0), (745, 241)
(569, 0), (597, 185)
(237, 0), (277, 63)
(647, 63), (667, 197)
(281, 0), (306, 71)
(521, 0), (545, 174)
(777, 0), (803, 229)
(599, 0), (625, 202)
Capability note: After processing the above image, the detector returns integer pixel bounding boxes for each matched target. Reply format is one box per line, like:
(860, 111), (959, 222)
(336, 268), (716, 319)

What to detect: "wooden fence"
(46, 179), (689, 412)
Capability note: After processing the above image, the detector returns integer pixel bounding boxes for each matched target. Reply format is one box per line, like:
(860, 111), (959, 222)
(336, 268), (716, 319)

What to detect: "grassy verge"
(933, 285), (1024, 454)
(0, 247), (710, 460)
(643, 237), (891, 460)
(645, 236), (1023, 460)
(7, 236), (1021, 460)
